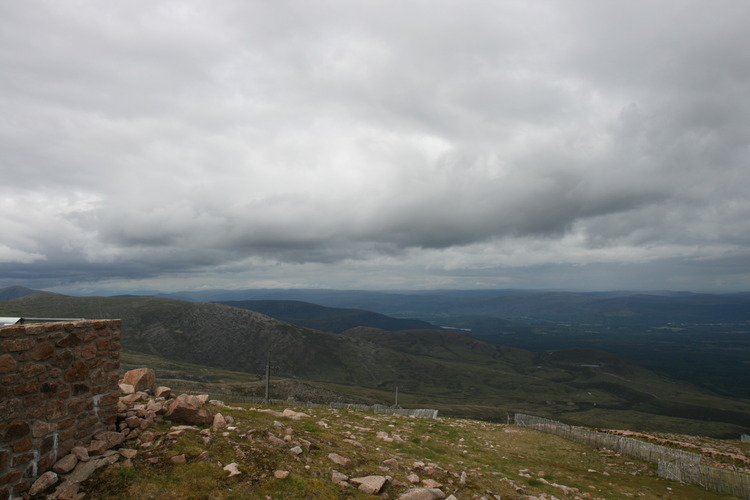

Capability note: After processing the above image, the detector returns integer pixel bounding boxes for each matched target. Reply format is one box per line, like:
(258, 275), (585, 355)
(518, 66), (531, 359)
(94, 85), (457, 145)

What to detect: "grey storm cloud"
(1, 0), (750, 292)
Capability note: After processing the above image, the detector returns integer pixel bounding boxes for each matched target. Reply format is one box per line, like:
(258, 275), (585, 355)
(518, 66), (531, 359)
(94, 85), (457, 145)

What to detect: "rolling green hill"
(2, 290), (750, 437)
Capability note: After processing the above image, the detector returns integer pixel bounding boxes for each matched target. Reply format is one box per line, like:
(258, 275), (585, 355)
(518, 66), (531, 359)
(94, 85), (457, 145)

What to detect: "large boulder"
(121, 368), (156, 393)
(165, 394), (214, 426)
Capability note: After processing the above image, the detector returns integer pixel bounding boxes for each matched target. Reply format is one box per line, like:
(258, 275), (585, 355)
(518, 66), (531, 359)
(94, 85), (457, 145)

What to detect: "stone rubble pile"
(27, 368), (220, 499)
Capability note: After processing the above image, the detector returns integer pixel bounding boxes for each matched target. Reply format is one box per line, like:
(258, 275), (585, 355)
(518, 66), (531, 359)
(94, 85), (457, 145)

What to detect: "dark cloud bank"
(1, 1), (749, 293)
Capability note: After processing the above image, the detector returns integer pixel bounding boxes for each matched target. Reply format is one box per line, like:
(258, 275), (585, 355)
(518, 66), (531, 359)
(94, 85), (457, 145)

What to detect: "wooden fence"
(514, 413), (750, 499)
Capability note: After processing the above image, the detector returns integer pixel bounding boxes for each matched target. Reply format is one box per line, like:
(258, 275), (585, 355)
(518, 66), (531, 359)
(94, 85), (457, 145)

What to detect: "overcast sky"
(1, 1), (749, 294)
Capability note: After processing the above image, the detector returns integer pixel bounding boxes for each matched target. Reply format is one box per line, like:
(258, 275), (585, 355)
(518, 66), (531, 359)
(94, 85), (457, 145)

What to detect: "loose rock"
(118, 383), (135, 394)
(71, 446), (90, 462)
(154, 386), (172, 398)
(268, 435), (287, 447)
(121, 368), (156, 393)
(165, 394), (214, 426)
(351, 475), (389, 494)
(282, 408), (310, 420)
(328, 452), (353, 469)
(29, 471), (58, 496)
(223, 462), (241, 476)
(213, 412), (227, 430)
(398, 488), (446, 500)
(52, 454), (78, 474)
(421, 478), (442, 488)
(332, 470), (349, 483)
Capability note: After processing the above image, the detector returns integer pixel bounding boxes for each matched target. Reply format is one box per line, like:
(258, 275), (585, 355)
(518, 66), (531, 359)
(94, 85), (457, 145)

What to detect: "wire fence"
(743, 434), (750, 443)
(168, 386), (439, 418)
(514, 413), (701, 464)
(659, 460), (750, 499)
(514, 413), (750, 499)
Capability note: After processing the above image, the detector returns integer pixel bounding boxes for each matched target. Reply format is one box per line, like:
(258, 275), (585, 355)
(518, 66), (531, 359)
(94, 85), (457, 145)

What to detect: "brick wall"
(0, 320), (121, 499)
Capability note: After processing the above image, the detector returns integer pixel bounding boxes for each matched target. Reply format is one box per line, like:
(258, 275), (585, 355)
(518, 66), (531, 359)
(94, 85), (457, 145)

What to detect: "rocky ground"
(27, 369), (749, 499)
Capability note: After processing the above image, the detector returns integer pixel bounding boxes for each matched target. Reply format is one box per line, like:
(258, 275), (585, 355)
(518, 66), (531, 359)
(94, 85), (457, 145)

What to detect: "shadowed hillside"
(2, 291), (750, 437)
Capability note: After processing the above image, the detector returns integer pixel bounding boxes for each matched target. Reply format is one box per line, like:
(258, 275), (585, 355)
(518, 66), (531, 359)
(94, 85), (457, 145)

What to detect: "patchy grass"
(82, 399), (745, 500)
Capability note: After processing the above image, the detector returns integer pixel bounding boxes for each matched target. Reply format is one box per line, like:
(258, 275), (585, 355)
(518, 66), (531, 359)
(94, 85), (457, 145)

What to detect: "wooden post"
(264, 351), (271, 402)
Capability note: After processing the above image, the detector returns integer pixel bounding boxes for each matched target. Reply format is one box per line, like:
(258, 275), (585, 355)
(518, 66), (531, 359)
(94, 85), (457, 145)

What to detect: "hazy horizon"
(4, 283), (748, 298)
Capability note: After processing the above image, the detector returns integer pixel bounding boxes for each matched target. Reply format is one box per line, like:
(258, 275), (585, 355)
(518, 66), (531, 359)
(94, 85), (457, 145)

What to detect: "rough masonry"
(0, 320), (121, 499)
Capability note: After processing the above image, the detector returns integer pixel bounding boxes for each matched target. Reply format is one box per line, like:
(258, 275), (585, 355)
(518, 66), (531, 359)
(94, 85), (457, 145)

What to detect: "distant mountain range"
(217, 299), (437, 333)
(2, 286), (750, 436)
(149, 287), (750, 326)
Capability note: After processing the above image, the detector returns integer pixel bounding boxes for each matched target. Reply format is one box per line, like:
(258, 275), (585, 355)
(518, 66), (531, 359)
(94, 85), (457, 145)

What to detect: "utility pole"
(264, 350), (271, 402)
(394, 386), (399, 408)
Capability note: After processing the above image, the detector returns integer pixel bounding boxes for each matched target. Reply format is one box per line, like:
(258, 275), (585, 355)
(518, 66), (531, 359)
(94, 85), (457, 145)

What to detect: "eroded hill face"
(2, 292), (750, 437)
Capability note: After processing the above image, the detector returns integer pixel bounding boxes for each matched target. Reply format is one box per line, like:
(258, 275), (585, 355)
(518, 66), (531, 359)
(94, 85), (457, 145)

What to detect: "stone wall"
(0, 320), (121, 499)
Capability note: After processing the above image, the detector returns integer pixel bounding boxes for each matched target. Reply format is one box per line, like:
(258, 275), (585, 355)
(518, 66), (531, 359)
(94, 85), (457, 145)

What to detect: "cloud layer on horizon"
(2, 1), (750, 293)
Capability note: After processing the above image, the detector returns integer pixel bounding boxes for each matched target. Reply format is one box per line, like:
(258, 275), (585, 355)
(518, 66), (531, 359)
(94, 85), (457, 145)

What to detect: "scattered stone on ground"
(27, 366), (745, 499)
